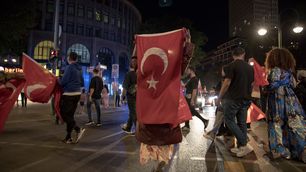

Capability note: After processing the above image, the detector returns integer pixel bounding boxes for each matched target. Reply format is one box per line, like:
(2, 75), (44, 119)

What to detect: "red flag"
(173, 88), (192, 127)
(0, 79), (25, 132)
(22, 53), (62, 120)
(249, 58), (269, 86)
(247, 103), (266, 123)
(136, 28), (187, 125)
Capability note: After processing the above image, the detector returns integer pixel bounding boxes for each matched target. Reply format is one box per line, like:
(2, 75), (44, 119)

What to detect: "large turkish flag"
(22, 53), (62, 120)
(0, 79), (25, 132)
(136, 28), (191, 126)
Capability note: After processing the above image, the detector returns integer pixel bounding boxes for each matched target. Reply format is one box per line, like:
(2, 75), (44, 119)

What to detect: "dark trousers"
(223, 99), (251, 146)
(60, 95), (81, 139)
(184, 98), (208, 128)
(115, 95), (120, 107)
(126, 97), (136, 131)
(87, 98), (101, 123)
(21, 92), (27, 107)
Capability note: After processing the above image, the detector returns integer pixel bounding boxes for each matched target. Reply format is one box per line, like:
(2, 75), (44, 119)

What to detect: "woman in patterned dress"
(265, 48), (306, 163)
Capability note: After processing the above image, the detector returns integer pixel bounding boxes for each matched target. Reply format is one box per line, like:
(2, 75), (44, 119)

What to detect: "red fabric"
(136, 28), (187, 125)
(53, 82), (63, 121)
(0, 79), (25, 132)
(22, 53), (57, 103)
(174, 88), (192, 127)
(22, 53), (62, 120)
(250, 58), (269, 86)
(247, 103), (266, 123)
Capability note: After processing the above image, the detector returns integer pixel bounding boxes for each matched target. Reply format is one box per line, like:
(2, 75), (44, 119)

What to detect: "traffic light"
(50, 49), (58, 60)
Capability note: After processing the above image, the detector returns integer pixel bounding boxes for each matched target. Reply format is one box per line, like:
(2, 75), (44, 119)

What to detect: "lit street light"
(293, 26), (304, 33)
(257, 28), (268, 36)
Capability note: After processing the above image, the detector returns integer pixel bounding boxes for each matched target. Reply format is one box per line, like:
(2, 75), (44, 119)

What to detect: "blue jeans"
(87, 98), (101, 123)
(223, 99), (251, 146)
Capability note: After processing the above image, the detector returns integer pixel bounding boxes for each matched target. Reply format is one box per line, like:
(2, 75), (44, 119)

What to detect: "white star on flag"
(146, 75), (159, 90)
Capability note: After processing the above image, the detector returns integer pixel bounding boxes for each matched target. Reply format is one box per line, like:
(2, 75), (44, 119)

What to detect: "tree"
(138, 15), (208, 68)
(0, 0), (38, 55)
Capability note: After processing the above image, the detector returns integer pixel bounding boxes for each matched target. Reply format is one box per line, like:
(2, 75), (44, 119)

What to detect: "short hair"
(93, 68), (99, 74)
(69, 52), (78, 61)
(131, 56), (137, 60)
(265, 48), (296, 71)
(232, 47), (245, 57)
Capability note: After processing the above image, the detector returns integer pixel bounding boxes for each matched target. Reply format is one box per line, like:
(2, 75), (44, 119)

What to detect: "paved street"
(0, 102), (306, 172)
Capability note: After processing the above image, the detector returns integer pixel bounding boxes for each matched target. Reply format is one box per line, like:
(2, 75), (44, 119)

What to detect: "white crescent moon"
(5, 82), (17, 99)
(140, 47), (168, 75)
(26, 84), (47, 98)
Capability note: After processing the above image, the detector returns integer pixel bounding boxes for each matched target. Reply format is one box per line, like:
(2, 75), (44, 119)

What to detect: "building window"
(67, 3), (75, 16)
(77, 24), (84, 35)
(110, 32), (115, 41)
(105, 0), (111, 6)
(67, 43), (90, 64)
(95, 28), (101, 38)
(117, 32), (121, 43)
(77, 4), (84, 17)
(95, 10), (101, 21)
(110, 17), (115, 25)
(96, 47), (114, 82)
(103, 31), (109, 40)
(34, 40), (54, 60)
(117, 18), (121, 28)
(103, 13), (109, 23)
(87, 8), (93, 19)
(47, 0), (54, 13)
(112, 0), (118, 9)
(59, 1), (65, 15)
(85, 26), (93, 37)
(67, 22), (75, 34)
(119, 2), (123, 12)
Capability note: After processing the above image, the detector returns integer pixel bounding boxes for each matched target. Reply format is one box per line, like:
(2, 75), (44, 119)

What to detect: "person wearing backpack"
(121, 56), (137, 134)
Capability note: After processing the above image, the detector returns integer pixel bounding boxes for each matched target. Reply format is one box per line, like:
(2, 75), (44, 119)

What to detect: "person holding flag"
(135, 28), (192, 171)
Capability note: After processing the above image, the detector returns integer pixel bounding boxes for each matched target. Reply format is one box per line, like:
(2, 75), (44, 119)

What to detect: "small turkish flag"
(0, 79), (25, 132)
(249, 58), (269, 86)
(247, 103), (266, 123)
(136, 28), (191, 126)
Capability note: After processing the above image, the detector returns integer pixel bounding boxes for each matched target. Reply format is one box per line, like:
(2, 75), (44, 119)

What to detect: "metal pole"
(278, 28), (282, 48)
(53, 0), (60, 50)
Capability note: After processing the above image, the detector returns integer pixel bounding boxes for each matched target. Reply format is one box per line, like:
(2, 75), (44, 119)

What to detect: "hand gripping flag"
(0, 79), (25, 132)
(136, 28), (192, 127)
(22, 53), (62, 120)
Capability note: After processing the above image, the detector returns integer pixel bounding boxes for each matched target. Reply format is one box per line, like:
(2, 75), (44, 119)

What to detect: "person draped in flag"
(181, 66), (209, 131)
(59, 52), (85, 144)
(265, 48), (306, 163)
(135, 28), (193, 172)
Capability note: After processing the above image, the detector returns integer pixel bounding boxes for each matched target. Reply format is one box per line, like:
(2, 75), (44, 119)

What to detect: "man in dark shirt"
(217, 47), (254, 157)
(121, 56), (137, 134)
(182, 66), (209, 131)
(86, 68), (103, 127)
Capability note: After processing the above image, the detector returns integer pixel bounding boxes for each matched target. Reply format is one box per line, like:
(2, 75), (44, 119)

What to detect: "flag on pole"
(247, 103), (266, 123)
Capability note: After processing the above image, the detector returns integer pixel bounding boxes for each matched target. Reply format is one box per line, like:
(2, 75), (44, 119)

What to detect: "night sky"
(133, 0), (306, 52)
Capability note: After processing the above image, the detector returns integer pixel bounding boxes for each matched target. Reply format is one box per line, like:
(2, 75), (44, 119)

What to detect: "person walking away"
(182, 66), (209, 131)
(102, 84), (109, 108)
(21, 88), (27, 107)
(216, 47), (254, 157)
(121, 56), (137, 134)
(86, 69), (103, 127)
(115, 88), (121, 107)
(265, 48), (306, 163)
(59, 52), (85, 144)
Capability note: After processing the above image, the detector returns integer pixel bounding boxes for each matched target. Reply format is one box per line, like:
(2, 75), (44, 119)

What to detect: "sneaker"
(181, 126), (190, 131)
(121, 127), (132, 134)
(203, 134), (214, 140)
(62, 138), (73, 144)
(236, 144), (254, 157)
(75, 128), (86, 143)
(121, 123), (127, 129)
(204, 119), (209, 129)
(230, 147), (240, 154)
(85, 121), (94, 126)
(96, 123), (102, 127)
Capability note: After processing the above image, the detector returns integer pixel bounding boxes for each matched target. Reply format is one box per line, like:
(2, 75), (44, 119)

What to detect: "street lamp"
(257, 28), (268, 36)
(293, 26), (304, 33)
